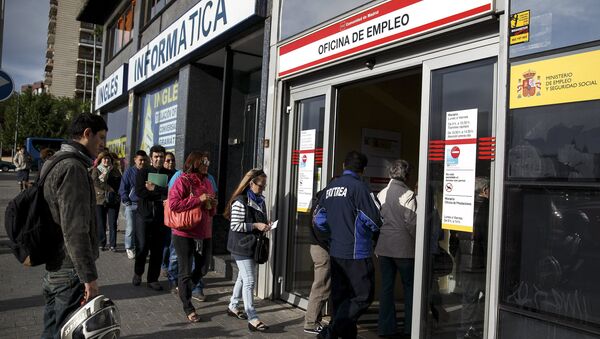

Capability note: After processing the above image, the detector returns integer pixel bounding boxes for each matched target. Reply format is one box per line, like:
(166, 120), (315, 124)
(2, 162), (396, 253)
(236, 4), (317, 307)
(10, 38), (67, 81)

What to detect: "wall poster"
(297, 129), (316, 212)
(441, 109), (478, 233)
(138, 79), (179, 153)
(361, 128), (401, 193)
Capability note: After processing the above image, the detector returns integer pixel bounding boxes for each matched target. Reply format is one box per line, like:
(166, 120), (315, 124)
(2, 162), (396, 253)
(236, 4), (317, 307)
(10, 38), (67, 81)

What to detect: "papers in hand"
(270, 220), (278, 230)
(148, 173), (168, 187)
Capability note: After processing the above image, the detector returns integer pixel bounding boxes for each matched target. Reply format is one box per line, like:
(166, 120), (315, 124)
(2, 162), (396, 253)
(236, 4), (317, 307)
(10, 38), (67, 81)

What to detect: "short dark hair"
(134, 150), (147, 158)
(343, 151), (368, 173)
(149, 145), (166, 157)
(70, 113), (108, 140)
(389, 159), (411, 182)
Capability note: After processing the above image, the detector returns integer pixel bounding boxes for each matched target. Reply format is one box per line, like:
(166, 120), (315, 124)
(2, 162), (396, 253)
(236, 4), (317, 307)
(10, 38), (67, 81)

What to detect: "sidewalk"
(0, 172), (383, 339)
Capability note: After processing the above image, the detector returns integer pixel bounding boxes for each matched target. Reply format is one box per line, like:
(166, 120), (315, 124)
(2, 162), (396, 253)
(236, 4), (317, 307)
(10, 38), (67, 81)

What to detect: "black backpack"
(4, 153), (75, 266)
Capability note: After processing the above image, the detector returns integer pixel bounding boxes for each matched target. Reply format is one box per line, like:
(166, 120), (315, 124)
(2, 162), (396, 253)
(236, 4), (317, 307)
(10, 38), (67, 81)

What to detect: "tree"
(0, 90), (89, 153)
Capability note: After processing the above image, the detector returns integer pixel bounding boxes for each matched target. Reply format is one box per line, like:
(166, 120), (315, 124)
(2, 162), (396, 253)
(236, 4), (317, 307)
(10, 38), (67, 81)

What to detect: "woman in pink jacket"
(168, 151), (217, 323)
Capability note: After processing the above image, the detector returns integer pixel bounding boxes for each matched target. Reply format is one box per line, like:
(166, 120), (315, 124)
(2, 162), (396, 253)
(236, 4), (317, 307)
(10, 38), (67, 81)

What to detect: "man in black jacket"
(133, 145), (174, 290)
(41, 113), (107, 338)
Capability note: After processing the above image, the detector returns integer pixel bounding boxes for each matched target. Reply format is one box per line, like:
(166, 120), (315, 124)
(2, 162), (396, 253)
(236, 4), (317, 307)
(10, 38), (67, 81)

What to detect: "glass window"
(143, 0), (174, 25)
(510, 0), (600, 58)
(108, 1), (135, 59)
(500, 100), (600, 330)
(279, 0), (375, 40)
(507, 101), (600, 181)
(285, 95), (326, 297)
(423, 58), (496, 339)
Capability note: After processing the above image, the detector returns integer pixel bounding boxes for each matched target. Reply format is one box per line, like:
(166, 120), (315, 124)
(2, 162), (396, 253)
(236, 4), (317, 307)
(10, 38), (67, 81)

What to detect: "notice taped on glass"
(442, 109), (478, 233)
(297, 129), (316, 213)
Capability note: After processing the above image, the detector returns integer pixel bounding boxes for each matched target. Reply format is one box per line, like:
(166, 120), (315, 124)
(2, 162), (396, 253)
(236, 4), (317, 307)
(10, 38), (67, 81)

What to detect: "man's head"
(475, 176), (490, 198)
(343, 151), (368, 174)
(134, 150), (148, 170)
(70, 113), (108, 158)
(389, 159), (411, 182)
(149, 145), (166, 169)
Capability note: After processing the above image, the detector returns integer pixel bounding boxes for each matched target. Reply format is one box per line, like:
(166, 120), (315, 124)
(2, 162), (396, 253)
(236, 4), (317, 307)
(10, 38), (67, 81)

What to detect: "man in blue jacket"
(118, 150), (147, 259)
(314, 151), (382, 339)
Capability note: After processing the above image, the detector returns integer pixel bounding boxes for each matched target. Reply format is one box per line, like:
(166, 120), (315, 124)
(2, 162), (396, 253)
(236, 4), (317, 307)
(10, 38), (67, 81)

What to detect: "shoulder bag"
(164, 176), (202, 230)
(254, 233), (269, 264)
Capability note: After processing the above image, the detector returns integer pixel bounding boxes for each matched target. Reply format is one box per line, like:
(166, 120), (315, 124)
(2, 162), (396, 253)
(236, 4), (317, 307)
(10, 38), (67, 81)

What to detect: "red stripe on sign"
(279, 4), (491, 77)
(478, 151), (495, 155)
(478, 146), (495, 151)
(478, 137), (495, 141)
(478, 156), (495, 160)
(478, 143), (496, 146)
(280, 0), (421, 55)
(429, 157), (444, 161)
(445, 138), (477, 145)
(429, 145), (445, 149)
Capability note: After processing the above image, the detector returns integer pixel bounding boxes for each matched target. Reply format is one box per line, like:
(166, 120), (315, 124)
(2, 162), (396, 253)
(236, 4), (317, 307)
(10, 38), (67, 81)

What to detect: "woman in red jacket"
(167, 151), (217, 323)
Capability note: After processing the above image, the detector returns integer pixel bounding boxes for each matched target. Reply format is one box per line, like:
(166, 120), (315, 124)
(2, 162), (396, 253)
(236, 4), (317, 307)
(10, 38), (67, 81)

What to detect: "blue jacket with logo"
(313, 170), (382, 259)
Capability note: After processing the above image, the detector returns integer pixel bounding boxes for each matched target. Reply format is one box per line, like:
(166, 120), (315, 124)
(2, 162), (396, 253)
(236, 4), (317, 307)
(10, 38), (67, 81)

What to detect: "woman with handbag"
(167, 151), (216, 323)
(91, 151), (122, 251)
(224, 169), (271, 332)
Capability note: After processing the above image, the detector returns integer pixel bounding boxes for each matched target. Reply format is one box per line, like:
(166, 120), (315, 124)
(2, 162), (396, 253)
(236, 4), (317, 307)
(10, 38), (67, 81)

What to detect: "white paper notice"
(270, 220), (278, 230)
(441, 109), (478, 233)
(297, 129), (316, 212)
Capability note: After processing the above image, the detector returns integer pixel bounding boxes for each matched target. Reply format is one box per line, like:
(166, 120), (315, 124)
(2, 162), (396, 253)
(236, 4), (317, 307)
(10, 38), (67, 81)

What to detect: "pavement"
(0, 171), (384, 339)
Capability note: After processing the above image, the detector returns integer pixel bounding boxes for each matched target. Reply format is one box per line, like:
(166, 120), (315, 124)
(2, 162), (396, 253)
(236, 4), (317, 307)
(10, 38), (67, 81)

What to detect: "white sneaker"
(126, 249), (135, 259)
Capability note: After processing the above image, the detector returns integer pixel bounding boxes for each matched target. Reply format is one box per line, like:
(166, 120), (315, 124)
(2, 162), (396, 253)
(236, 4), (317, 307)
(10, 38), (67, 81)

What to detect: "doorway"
(335, 68), (423, 333)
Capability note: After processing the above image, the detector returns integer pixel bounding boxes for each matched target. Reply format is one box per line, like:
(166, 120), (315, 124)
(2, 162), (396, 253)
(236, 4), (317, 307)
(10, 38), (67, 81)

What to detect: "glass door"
(414, 45), (499, 339)
(280, 87), (332, 306)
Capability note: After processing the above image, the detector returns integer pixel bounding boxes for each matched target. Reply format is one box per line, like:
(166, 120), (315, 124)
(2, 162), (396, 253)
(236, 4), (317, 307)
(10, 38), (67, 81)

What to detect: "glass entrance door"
(414, 45), (498, 339)
(281, 87), (332, 306)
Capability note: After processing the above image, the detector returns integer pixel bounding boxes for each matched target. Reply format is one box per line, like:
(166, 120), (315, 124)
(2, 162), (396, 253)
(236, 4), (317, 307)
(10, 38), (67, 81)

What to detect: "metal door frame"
(278, 85), (334, 308)
(413, 42), (501, 338)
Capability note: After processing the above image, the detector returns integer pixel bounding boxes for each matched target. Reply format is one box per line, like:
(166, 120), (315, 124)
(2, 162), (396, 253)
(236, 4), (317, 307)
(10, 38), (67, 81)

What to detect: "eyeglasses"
(201, 159), (210, 166)
(252, 181), (266, 189)
(165, 159), (174, 163)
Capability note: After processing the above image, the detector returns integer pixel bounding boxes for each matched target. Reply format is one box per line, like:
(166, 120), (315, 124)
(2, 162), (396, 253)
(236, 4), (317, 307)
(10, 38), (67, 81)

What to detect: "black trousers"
(173, 235), (207, 315)
(134, 214), (167, 283)
(329, 257), (375, 339)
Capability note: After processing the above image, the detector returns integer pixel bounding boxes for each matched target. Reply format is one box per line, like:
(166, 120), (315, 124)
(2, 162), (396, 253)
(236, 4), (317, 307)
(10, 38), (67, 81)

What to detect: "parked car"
(0, 160), (16, 172)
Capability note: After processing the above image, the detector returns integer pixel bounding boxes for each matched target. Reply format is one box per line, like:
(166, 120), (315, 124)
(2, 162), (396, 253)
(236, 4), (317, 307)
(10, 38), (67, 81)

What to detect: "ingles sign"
(278, 0), (493, 77)
(95, 64), (127, 110)
(128, 0), (259, 89)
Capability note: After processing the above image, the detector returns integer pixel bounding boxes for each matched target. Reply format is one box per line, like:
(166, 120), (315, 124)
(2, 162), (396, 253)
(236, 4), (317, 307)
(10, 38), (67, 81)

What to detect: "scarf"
(247, 188), (264, 206)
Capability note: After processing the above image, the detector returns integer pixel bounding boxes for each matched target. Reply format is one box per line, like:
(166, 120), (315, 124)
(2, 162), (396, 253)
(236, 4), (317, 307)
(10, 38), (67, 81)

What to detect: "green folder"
(147, 173), (168, 187)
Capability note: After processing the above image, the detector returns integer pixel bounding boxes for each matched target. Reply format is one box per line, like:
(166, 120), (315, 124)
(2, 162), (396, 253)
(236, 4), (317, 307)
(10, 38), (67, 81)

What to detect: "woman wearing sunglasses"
(167, 151), (216, 323)
(224, 169), (271, 332)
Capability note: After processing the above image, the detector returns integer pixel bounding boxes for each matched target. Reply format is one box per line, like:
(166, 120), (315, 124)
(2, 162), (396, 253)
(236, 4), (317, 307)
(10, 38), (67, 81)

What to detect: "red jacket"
(168, 172), (216, 239)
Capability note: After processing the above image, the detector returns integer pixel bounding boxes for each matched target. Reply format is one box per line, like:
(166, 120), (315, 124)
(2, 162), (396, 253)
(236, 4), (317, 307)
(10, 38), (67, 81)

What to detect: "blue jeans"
(229, 258), (258, 321)
(378, 256), (414, 336)
(42, 268), (84, 339)
(124, 204), (137, 250)
(168, 240), (205, 292)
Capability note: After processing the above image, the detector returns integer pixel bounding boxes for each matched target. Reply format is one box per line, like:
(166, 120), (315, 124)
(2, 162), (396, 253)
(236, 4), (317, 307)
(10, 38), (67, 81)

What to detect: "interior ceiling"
(196, 29), (264, 72)
(342, 72), (422, 126)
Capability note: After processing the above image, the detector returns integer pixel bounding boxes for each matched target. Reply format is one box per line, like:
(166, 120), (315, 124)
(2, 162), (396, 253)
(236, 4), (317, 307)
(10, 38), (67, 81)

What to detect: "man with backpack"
(40, 113), (107, 338)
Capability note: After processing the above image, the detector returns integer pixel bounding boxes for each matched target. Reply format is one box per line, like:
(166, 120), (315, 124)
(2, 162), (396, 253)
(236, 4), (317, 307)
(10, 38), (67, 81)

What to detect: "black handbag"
(104, 191), (119, 207)
(254, 233), (269, 264)
(432, 246), (453, 278)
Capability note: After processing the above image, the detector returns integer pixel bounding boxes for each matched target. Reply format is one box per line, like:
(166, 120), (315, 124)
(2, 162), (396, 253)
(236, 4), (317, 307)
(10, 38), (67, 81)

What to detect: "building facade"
(45, 0), (101, 99)
(80, 0), (600, 338)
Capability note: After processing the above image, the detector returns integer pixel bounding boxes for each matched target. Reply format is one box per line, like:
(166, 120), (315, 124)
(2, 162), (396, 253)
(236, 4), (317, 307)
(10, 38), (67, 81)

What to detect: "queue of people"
(35, 113), (488, 338)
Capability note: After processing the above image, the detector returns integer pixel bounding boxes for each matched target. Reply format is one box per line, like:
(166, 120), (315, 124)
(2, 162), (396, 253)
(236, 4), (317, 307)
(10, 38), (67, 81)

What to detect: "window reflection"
(510, 0), (600, 57)
(279, 0), (375, 40)
(507, 101), (600, 181)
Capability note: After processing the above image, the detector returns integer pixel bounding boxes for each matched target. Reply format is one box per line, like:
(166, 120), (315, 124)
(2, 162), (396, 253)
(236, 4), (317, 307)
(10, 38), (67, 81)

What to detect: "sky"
(2, 0), (49, 91)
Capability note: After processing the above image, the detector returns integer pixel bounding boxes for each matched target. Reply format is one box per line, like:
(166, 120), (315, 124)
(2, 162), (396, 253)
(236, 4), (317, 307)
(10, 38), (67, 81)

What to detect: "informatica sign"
(128, 0), (258, 89)
(278, 0), (493, 77)
(95, 64), (127, 110)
